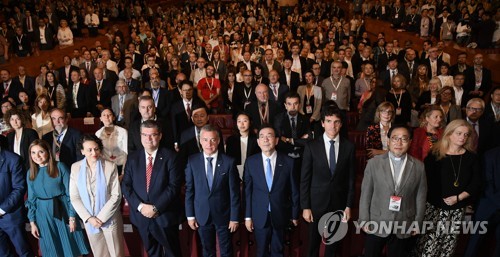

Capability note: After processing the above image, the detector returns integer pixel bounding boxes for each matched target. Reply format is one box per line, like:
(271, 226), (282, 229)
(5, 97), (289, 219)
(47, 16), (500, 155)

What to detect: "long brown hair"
(28, 140), (59, 180)
(431, 119), (476, 160)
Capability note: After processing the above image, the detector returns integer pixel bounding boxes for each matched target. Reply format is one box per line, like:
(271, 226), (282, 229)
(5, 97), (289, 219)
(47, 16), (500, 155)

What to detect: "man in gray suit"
(111, 79), (136, 129)
(359, 124), (427, 257)
(321, 61), (351, 112)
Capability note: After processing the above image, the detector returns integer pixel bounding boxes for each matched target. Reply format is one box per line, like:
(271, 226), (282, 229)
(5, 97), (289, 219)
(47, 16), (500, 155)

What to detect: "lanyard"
(389, 155), (408, 191)
(205, 77), (214, 91)
(392, 90), (403, 108)
(16, 35), (23, 44)
(330, 76), (343, 91)
(213, 61), (220, 71)
(243, 86), (252, 100)
(305, 86), (314, 105)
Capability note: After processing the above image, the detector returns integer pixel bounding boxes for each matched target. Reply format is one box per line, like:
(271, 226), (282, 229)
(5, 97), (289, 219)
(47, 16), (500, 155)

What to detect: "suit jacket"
(225, 134), (260, 165)
(274, 112), (311, 155)
(244, 152), (299, 229)
(127, 117), (172, 154)
(237, 61), (258, 72)
(297, 85), (323, 121)
(66, 82), (96, 117)
(246, 101), (280, 129)
(170, 98), (202, 144)
(70, 159), (122, 225)
(422, 58), (444, 79)
(7, 128), (38, 169)
(57, 65), (79, 89)
(242, 31), (259, 43)
(178, 126), (225, 160)
(0, 149), (27, 224)
(79, 61), (97, 79)
(122, 147), (182, 227)
(185, 152), (240, 226)
(13, 75), (36, 102)
(398, 60), (419, 84)
(268, 82), (289, 107)
(34, 25), (55, 49)
(42, 127), (83, 170)
(464, 67), (492, 97)
(261, 60), (283, 78)
(287, 55), (309, 80)
(123, 78), (141, 93)
(148, 88), (170, 119)
(111, 93), (136, 129)
(0, 79), (23, 102)
(279, 70), (301, 93)
(300, 136), (356, 218)
(359, 153), (427, 238)
(89, 79), (115, 110)
(232, 82), (257, 117)
(11, 34), (31, 56)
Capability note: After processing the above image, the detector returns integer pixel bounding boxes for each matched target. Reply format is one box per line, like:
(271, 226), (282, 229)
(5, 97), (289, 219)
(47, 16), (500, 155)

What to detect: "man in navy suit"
(0, 148), (33, 257)
(185, 124), (240, 257)
(122, 120), (182, 257)
(244, 126), (299, 257)
(300, 106), (356, 257)
(465, 146), (500, 257)
(42, 108), (83, 168)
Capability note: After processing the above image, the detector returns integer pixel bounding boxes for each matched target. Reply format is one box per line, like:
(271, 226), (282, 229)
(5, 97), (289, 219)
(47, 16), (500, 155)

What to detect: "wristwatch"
(152, 205), (158, 213)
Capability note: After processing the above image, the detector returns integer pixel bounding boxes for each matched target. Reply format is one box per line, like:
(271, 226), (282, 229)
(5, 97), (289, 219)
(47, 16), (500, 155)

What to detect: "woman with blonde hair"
(416, 76), (442, 112)
(413, 119), (481, 257)
(435, 86), (462, 124)
(409, 105), (444, 161)
(365, 101), (395, 158)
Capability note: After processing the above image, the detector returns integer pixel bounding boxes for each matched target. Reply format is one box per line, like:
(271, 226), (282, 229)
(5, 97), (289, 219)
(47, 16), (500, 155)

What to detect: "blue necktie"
(265, 158), (273, 212)
(206, 157), (214, 190)
(329, 140), (336, 176)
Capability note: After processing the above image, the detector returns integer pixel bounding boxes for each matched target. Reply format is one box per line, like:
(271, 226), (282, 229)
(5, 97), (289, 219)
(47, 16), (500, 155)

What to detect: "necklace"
(449, 154), (463, 187)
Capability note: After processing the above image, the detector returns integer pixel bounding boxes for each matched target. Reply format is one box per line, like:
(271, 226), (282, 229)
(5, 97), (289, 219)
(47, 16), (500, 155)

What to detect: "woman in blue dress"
(25, 139), (89, 257)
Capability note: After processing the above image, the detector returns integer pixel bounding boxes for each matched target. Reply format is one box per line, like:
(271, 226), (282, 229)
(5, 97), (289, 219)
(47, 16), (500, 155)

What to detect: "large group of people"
(0, 0), (499, 257)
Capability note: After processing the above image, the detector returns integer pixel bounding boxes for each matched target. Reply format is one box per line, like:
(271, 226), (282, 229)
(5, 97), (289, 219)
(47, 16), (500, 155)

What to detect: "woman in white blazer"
(95, 108), (128, 177)
(69, 134), (124, 257)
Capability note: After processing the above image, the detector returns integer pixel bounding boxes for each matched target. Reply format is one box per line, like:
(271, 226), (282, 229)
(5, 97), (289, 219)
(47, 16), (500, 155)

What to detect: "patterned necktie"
(186, 102), (191, 119)
(146, 155), (153, 192)
(206, 157), (214, 190)
(329, 140), (337, 176)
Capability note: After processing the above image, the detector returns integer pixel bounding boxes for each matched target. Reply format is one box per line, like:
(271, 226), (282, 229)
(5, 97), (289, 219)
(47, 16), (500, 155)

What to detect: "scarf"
(77, 158), (108, 234)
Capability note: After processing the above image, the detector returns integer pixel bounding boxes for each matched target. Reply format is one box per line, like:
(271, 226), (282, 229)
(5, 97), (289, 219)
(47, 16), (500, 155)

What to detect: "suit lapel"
(272, 153), (284, 191)
(381, 154), (396, 191)
(211, 155), (224, 193)
(149, 150), (164, 194)
(0, 152), (5, 171)
(396, 156), (414, 195)
(136, 152), (147, 196)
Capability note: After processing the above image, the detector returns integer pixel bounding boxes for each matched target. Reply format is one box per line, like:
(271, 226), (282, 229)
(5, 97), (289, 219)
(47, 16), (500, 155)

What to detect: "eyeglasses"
(466, 107), (483, 112)
(141, 133), (160, 138)
(390, 136), (410, 143)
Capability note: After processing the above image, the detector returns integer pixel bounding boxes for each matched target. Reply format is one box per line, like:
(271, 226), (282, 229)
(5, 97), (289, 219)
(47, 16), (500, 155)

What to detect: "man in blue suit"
(465, 146), (500, 257)
(244, 126), (299, 257)
(185, 124), (240, 257)
(122, 120), (182, 257)
(0, 148), (33, 257)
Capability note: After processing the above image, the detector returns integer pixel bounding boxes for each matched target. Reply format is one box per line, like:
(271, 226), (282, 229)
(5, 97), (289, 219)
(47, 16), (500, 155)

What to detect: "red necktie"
(146, 155), (153, 192)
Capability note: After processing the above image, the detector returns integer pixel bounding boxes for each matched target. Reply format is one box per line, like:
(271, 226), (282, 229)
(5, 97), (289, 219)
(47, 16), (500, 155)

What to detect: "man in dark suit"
(90, 68), (115, 112)
(247, 84), (280, 130)
(397, 48), (418, 83)
(243, 126), (299, 257)
(66, 70), (95, 118)
(34, 18), (55, 50)
(464, 53), (492, 100)
(0, 148), (33, 257)
(170, 80), (203, 149)
(58, 55), (79, 89)
(179, 105), (224, 164)
(352, 47), (375, 79)
(0, 69), (23, 101)
(261, 49), (282, 78)
(122, 67), (141, 93)
(242, 25), (259, 44)
(300, 106), (356, 257)
(379, 55), (400, 91)
(185, 124), (240, 257)
(314, 49), (332, 78)
(237, 51), (258, 72)
(12, 65), (35, 104)
(464, 146), (500, 257)
(404, 6), (421, 32)
(274, 92), (311, 161)
(279, 57), (301, 93)
(422, 47), (443, 78)
(79, 50), (97, 79)
(11, 27), (31, 57)
(232, 70), (257, 117)
(288, 43), (309, 80)
(359, 125), (427, 257)
(449, 52), (471, 77)
(42, 108), (83, 168)
(122, 120), (182, 257)
(268, 70), (289, 108)
(377, 42), (395, 73)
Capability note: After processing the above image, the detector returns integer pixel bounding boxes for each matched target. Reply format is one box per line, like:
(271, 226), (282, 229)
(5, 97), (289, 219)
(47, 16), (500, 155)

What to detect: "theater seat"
(348, 131), (367, 151)
(67, 117), (102, 134)
(208, 114), (234, 141)
(346, 112), (360, 130)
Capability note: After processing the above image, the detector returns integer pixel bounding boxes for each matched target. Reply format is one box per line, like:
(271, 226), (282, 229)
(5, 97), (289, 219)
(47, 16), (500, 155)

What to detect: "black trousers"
(363, 233), (414, 257)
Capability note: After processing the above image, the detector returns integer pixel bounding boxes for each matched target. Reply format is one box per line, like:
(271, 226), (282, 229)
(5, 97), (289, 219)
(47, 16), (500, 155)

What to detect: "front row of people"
(0, 105), (495, 257)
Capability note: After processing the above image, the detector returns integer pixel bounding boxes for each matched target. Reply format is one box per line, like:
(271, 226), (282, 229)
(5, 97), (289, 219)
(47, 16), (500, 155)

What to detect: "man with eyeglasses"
(359, 124), (426, 257)
(171, 80), (204, 151)
(466, 98), (497, 155)
(185, 124), (239, 257)
(300, 106), (356, 257)
(247, 83), (280, 130)
(190, 57), (207, 86)
(118, 57), (141, 81)
(122, 120), (182, 257)
(243, 126), (299, 257)
(232, 69), (257, 117)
